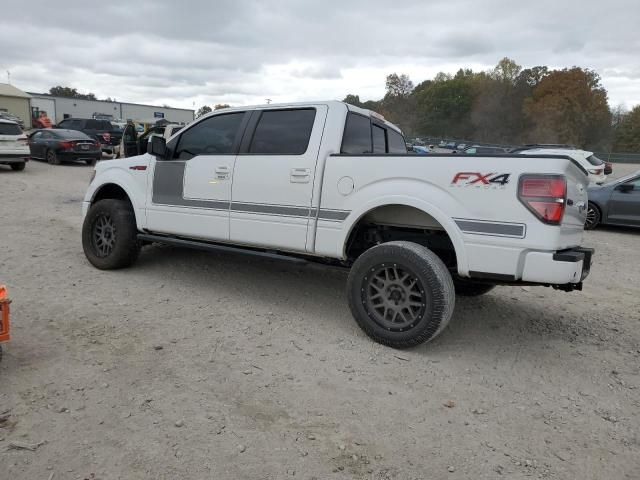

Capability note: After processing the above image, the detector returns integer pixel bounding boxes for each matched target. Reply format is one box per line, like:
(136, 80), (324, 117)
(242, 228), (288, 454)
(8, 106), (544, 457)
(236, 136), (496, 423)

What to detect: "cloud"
(1, 0), (639, 109)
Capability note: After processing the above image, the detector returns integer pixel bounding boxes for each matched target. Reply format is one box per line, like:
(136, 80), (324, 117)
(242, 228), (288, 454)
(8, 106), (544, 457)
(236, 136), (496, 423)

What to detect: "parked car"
(0, 119), (29, 171)
(516, 148), (607, 184)
(409, 145), (429, 154)
(55, 118), (122, 158)
(82, 101), (593, 348)
(585, 171), (640, 229)
(28, 129), (101, 165)
(457, 143), (467, 150)
(464, 145), (507, 154)
(0, 111), (25, 129)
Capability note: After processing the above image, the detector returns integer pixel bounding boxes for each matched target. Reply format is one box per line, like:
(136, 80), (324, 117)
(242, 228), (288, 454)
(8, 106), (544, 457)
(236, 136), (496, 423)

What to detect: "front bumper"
(522, 247), (594, 285)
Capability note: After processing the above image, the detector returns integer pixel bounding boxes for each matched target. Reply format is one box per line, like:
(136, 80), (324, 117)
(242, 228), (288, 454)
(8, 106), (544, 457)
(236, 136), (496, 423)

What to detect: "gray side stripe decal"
(455, 219), (526, 238)
(233, 202), (311, 217)
(318, 209), (350, 221)
(152, 161), (350, 220)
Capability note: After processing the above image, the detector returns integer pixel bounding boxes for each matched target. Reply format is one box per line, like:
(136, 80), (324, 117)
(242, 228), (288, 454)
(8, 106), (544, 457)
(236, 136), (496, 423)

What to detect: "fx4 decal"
(451, 172), (511, 188)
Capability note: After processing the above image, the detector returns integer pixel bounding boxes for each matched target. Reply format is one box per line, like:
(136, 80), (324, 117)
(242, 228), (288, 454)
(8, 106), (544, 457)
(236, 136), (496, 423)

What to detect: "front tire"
(347, 241), (455, 349)
(82, 199), (140, 269)
(10, 162), (25, 171)
(46, 149), (60, 165)
(584, 202), (600, 230)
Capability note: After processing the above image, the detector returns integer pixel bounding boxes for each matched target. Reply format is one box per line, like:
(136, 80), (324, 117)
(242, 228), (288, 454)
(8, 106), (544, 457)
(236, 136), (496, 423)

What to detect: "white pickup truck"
(82, 101), (594, 348)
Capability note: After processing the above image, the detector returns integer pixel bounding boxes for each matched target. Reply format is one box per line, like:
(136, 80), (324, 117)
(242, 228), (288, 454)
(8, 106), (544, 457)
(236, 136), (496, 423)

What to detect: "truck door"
(607, 176), (640, 226)
(229, 106), (328, 252)
(121, 124), (138, 157)
(145, 111), (248, 241)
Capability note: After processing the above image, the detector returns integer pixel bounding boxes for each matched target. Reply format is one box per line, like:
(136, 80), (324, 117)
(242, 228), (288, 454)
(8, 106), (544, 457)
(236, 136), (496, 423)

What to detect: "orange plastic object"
(0, 285), (10, 343)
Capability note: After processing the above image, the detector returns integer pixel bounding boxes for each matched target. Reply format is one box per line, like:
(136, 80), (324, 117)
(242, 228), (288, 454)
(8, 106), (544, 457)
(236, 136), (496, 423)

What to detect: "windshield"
(55, 129), (91, 140)
(586, 154), (604, 166)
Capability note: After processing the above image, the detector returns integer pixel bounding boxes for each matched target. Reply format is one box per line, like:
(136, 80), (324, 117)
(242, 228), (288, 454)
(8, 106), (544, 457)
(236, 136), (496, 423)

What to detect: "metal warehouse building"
(28, 93), (194, 125)
(0, 83), (31, 126)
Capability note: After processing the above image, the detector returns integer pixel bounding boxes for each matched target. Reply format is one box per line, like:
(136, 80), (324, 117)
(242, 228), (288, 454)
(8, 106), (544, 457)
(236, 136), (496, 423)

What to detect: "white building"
(28, 93), (194, 125)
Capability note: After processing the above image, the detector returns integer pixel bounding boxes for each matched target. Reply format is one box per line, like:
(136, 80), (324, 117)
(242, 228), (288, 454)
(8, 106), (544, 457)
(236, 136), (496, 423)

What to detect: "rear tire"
(347, 241), (455, 349)
(10, 162), (25, 171)
(453, 278), (495, 296)
(584, 202), (600, 230)
(46, 149), (60, 165)
(82, 199), (140, 270)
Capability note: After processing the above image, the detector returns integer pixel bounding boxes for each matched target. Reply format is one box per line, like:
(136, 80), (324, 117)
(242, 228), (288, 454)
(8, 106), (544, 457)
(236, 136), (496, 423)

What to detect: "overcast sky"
(1, 0), (638, 111)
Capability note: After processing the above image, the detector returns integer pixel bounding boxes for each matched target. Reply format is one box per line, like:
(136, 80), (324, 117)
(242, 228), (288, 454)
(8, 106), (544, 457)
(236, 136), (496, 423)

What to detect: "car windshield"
(586, 154), (604, 166)
(55, 129), (92, 140)
(0, 122), (22, 135)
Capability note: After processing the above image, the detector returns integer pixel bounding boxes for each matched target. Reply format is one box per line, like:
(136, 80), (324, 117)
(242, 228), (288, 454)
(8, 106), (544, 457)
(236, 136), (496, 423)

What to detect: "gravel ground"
(1, 159), (639, 480)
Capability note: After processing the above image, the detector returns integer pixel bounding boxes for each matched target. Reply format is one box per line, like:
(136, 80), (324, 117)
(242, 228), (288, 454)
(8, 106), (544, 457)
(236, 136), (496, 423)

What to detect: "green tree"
(342, 94), (363, 107)
(49, 86), (97, 100)
(214, 104), (230, 110)
(385, 73), (414, 97)
(196, 105), (212, 118)
(613, 105), (640, 152)
(523, 68), (611, 149)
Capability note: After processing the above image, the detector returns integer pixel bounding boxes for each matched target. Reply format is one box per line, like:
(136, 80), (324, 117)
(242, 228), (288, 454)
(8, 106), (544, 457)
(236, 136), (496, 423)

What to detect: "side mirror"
(616, 183), (634, 193)
(149, 135), (167, 159)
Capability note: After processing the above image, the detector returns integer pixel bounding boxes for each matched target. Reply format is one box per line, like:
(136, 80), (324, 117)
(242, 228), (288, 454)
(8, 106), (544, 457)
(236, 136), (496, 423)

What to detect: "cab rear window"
(0, 123), (22, 135)
(341, 112), (406, 154)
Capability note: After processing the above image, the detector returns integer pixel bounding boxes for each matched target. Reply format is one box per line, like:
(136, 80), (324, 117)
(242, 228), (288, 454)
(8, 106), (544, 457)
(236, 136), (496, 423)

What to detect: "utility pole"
(6, 71), (10, 84)
(265, 98), (272, 104)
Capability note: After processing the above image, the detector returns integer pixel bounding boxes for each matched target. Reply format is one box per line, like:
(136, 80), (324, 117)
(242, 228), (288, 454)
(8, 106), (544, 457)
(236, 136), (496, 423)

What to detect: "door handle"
(290, 168), (310, 183)
(214, 166), (230, 180)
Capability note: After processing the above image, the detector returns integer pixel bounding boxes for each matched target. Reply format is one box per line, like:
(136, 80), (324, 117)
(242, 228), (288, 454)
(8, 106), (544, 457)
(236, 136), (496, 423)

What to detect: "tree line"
(344, 58), (640, 153)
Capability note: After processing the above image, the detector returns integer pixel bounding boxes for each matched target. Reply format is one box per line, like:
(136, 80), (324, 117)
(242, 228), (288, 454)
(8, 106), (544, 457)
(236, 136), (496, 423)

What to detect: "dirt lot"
(1, 159), (639, 480)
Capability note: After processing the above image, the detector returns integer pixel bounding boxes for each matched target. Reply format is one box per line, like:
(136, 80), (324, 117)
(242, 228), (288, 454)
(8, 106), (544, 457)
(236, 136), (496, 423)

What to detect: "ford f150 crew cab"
(81, 101), (594, 348)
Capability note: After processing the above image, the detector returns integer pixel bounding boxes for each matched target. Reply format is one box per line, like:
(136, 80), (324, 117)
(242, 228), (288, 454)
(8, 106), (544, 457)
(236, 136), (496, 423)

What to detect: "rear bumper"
(0, 153), (29, 164)
(522, 247), (594, 284)
(58, 151), (101, 162)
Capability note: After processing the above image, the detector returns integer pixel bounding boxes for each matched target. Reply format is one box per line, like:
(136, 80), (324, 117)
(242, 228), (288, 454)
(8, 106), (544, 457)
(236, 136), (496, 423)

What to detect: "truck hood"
(96, 154), (152, 173)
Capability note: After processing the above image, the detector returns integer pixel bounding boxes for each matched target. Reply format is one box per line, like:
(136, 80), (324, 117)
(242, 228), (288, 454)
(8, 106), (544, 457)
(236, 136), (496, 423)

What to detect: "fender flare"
(87, 174), (144, 229)
(339, 196), (468, 276)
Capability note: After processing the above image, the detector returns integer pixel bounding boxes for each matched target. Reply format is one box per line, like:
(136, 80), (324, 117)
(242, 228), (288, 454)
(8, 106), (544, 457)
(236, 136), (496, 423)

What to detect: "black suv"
(56, 118), (122, 157)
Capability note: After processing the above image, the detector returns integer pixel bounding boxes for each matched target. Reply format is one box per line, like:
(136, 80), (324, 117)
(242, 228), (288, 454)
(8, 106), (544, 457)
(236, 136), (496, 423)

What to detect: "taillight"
(518, 175), (566, 225)
(59, 141), (74, 150)
(18, 137), (28, 145)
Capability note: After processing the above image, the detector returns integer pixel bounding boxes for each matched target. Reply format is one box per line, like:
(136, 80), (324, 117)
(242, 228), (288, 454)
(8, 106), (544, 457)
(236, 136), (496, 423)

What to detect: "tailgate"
(562, 161), (589, 229)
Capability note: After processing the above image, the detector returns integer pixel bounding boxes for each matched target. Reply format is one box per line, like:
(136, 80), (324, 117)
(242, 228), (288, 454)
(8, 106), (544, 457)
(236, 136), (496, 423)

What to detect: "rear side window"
(0, 123), (22, 135)
(85, 119), (111, 130)
(586, 154), (603, 166)
(387, 129), (407, 154)
(175, 112), (244, 159)
(372, 125), (386, 153)
(341, 113), (371, 154)
(249, 109), (316, 154)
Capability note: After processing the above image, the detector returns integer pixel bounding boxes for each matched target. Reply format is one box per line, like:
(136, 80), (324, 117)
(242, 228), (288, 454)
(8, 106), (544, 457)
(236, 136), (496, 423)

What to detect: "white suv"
(519, 148), (607, 185)
(0, 119), (29, 171)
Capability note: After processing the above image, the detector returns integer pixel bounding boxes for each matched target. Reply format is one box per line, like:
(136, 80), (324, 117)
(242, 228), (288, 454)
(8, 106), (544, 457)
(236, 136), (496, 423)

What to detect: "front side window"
(249, 109), (316, 155)
(174, 112), (244, 159)
(341, 113), (371, 154)
(387, 129), (407, 154)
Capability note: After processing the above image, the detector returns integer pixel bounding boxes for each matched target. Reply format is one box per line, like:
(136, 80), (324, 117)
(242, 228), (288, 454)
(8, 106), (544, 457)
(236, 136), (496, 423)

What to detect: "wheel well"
(92, 183), (133, 208)
(344, 205), (457, 269)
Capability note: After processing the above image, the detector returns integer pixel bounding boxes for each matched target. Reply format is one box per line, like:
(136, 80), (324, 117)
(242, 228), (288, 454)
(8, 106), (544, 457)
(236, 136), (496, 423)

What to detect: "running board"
(137, 233), (308, 264)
